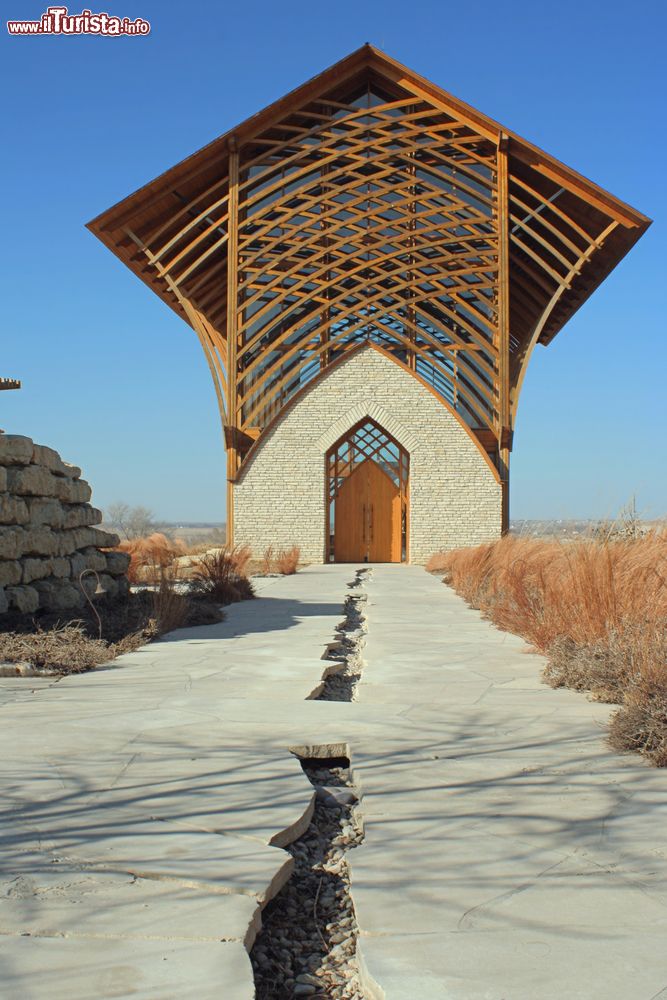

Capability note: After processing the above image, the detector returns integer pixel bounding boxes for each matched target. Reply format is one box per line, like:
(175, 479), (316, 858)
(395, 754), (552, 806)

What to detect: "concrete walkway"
(1, 565), (666, 999)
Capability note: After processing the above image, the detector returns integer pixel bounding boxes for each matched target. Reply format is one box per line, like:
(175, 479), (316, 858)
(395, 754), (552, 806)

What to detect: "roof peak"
(88, 44), (649, 236)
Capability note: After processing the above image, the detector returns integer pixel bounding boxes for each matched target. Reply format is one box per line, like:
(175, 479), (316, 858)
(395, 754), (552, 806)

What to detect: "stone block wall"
(232, 345), (502, 564)
(0, 434), (130, 614)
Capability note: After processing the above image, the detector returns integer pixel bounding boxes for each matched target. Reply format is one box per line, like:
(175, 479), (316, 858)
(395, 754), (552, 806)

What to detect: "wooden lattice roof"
(87, 44), (650, 457)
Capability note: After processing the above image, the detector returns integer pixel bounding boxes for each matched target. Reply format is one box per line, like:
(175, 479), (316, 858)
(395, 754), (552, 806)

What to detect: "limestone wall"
(0, 434), (129, 614)
(232, 346), (502, 564)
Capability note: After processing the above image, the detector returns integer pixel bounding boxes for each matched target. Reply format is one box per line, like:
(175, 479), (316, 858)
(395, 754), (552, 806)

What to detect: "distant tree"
(105, 502), (130, 538)
(126, 505), (156, 538)
(106, 502), (155, 540)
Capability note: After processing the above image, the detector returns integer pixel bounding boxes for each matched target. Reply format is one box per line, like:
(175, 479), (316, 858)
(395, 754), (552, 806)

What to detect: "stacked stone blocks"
(0, 434), (129, 614)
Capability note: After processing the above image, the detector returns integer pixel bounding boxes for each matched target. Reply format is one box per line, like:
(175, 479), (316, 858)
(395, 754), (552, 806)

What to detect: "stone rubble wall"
(232, 345), (502, 564)
(0, 434), (130, 615)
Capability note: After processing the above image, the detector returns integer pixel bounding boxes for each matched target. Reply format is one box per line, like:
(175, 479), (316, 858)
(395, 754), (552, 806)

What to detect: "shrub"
(262, 545), (275, 575)
(150, 574), (190, 633)
(0, 624), (113, 674)
(276, 545), (300, 575)
(425, 552), (450, 574)
(0, 579), (225, 675)
(191, 546), (256, 605)
(609, 641), (667, 766)
(432, 533), (667, 766)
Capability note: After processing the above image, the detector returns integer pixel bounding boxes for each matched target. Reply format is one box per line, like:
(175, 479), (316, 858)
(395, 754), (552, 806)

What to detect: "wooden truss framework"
(88, 46), (650, 536)
(327, 418), (409, 562)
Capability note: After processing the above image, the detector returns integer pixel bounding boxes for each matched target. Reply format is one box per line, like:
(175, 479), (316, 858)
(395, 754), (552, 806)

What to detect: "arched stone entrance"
(229, 345), (502, 564)
(326, 418), (409, 563)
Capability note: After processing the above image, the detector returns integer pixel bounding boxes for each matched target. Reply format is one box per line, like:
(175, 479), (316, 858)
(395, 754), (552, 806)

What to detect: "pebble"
(250, 758), (365, 1000)
(251, 576), (370, 999)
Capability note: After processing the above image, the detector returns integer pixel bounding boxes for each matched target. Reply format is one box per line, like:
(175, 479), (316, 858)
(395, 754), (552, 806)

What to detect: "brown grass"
(230, 543), (252, 576)
(276, 545), (300, 575)
(149, 574), (189, 634)
(255, 543), (301, 575)
(0, 580), (224, 676)
(117, 533), (186, 584)
(191, 546), (256, 605)
(0, 624), (117, 674)
(430, 533), (667, 765)
(609, 647), (667, 766)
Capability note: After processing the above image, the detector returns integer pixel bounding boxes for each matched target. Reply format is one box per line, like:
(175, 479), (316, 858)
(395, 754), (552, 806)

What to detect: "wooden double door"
(334, 458), (401, 563)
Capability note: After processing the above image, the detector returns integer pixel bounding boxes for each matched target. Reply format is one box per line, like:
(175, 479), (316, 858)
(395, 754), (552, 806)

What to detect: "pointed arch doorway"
(327, 419), (409, 563)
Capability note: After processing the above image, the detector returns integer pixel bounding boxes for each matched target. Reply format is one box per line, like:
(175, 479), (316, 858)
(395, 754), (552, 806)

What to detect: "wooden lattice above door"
(327, 419), (409, 562)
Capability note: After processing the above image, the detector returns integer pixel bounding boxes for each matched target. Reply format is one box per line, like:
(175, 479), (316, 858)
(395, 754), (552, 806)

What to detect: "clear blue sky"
(2, 0), (665, 522)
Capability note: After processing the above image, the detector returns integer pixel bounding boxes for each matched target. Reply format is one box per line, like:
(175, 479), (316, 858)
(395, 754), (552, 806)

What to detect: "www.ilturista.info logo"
(7, 6), (150, 35)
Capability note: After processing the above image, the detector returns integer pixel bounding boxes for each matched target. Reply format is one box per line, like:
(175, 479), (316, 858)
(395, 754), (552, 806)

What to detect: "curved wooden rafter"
(239, 321), (494, 433)
(124, 226), (229, 427)
(229, 93), (498, 434)
(87, 44), (650, 536)
(238, 201), (494, 314)
(238, 269), (497, 385)
(510, 218), (620, 422)
(235, 341), (503, 485)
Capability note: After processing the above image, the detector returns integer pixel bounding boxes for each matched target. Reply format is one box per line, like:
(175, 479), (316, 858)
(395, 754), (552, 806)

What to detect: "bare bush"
(609, 646), (667, 767)
(262, 545), (275, 575)
(0, 576), (224, 676)
(0, 624), (113, 674)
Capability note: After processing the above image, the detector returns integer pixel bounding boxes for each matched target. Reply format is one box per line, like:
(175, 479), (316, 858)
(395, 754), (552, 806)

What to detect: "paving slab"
(351, 566), (667, 1000)
(0, 866), (261, 946)
(357, 928), (667, 1000)
(0, 936), (253, 1000)
(1, 563), (665, 999)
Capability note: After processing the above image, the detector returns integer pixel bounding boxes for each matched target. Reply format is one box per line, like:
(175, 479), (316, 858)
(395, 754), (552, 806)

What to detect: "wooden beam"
(226, 140), (240, 544)
(474, 426), (512, 451)
(497, 134), (511, 533)
(224, 424), (259, 454)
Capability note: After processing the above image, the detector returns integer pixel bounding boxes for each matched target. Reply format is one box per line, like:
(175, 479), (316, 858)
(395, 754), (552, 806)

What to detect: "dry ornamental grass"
(117, 532), (187, 584)
(257, 544), (301, 575)
(191, 545), (256, 604)
(428, 532), (667, 766)
(276, 545), (300, 575)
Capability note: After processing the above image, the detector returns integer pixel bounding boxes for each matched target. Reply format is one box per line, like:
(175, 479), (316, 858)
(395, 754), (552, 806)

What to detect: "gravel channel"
(250, 758), (365, 999)
(251, 570), (370, 999)
(316, 568), (370, 702)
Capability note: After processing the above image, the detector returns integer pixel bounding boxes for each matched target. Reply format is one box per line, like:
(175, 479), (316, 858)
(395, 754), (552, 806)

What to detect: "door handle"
(370, 503), (374, 542)
(362, 503), (366, 543)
